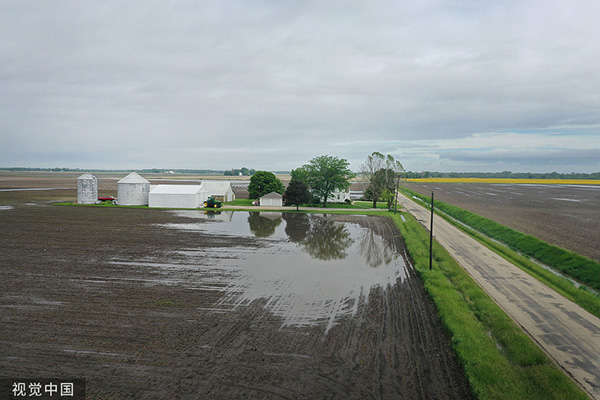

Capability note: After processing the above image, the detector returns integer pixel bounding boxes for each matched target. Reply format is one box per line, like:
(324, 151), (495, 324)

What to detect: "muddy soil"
(0, 177), (472, 399)
(404, 182), (600, 263)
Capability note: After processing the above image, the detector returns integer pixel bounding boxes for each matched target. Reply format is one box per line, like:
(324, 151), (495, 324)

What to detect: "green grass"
(225, 198), (254, 206)
(352, 200), (390, 209)
(392, 212), (588, 400)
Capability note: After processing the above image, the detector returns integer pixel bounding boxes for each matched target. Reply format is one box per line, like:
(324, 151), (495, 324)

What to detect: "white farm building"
(201, 181), (235, 202)
(328, 189), (351, 203)
(117, 172), (150, 206)
(260, 192), (283, 207)
(149, 185), (209, 209)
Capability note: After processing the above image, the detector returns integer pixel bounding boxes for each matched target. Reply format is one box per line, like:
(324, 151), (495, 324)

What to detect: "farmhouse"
(328, 189), (351, 203)
(201, 181), (235, 202)
(260, 192), (283, 207)
(117, 172), (150, 206)
(149, 185), (209, 209)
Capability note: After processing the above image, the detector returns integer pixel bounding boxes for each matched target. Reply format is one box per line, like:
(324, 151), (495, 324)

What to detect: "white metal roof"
(150, 184), (207, 195)
(260, 191), (282, 199)
(200, 181), (232, 195)
(118, 172), (149, 184)
(77, 173), (97, 180)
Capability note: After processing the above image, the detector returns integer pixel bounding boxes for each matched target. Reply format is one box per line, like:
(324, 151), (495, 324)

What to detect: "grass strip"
(402, 188), (600, 291)
(392, 212), (588, 400)
(446, 219), (600, 319)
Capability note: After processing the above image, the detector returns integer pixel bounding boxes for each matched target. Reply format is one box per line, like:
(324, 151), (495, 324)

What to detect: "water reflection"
(283, 214), (311, 243)
(159, 211), (408, 332)
(358, 229), (396, 268)
(303, 219), (353, 260)
(247, 212), (282, 237)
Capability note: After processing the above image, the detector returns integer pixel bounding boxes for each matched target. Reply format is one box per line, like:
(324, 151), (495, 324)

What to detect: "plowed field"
(404, 181), (600, 263)
(0, 173), (471, 399)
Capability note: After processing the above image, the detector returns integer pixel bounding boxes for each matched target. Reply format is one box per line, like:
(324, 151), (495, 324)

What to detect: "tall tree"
(302, 155), (355, 208)
(284, 179), (311, 210)
(360, 152), (404, 208)
(247, 171), (285, 199)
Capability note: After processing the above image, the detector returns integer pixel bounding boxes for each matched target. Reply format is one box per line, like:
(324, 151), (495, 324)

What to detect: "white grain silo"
(117, 172), (150, 205)
(77, 173), (98, 204)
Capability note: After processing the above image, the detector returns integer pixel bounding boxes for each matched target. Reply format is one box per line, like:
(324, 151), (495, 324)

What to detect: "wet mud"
(0, 175), (472, 399)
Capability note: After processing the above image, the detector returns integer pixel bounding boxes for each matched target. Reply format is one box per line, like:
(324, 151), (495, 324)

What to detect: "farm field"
(403, 181), (600, 263)
(0, 175), (471, 399)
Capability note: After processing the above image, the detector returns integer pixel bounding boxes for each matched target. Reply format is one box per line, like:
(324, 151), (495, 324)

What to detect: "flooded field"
(154, 211), (407, 333)
(0, 180), (471, 399)
(404, 182), (600, 263)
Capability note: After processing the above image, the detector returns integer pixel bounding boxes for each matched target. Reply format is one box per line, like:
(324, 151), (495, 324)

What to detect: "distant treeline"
(224, 167), (256, 176)
(4, 167), (599, 180)
(404, 171), (600, 180)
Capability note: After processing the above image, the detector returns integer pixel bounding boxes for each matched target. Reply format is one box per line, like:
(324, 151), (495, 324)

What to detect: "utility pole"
(393, 174), (400, 214)
(429, 191), (434, 270)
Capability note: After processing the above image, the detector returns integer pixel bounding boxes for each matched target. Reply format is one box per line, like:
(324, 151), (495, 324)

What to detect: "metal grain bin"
(77, 173), (98, 204)
(117, 172), (150, 206)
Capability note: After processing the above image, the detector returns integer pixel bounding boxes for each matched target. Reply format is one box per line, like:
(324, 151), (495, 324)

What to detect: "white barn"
(117, 172), (150, 206)
(149, 185), (209, 209)
(260, 192), (283, 207)
(201, 181), (235, 202)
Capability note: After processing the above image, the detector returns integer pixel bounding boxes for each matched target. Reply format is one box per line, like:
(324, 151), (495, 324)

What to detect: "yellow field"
(406, 178), (600, 185)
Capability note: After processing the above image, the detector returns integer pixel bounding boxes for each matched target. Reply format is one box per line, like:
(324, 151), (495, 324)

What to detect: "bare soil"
(404, 181), (600, 263)
(0, 173), (471, 399)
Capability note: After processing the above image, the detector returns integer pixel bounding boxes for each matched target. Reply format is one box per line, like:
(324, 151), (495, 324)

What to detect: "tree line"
(223, 167), (256, 176)
(247, 155), (356, 209)
(247, 152), (405, 209)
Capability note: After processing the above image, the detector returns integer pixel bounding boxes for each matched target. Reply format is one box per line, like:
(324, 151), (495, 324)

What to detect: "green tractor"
(204, 196), (222, 208)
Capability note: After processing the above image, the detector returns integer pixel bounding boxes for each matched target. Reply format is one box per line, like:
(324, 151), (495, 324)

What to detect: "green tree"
(302, 155), (355, 208)
(290, 167), (309, 184)
(284, 179), (311, 210)
(360, 152), (404, 208)
(247, 171), (285, 199)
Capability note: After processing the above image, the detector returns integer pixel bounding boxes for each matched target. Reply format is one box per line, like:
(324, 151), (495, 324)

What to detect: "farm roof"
(260, 191), (282, 199)
(201, 181), (232, 195)
(150, 184), (207, 195)
(77, 173), (96, 180)
(118, 172), (149, 184)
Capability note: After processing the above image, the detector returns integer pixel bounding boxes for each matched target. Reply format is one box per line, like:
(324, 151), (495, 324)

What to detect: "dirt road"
(398, 192), (600, 399)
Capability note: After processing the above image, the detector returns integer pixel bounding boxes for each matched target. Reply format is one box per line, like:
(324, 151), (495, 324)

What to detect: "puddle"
(148, 212), (409, 332)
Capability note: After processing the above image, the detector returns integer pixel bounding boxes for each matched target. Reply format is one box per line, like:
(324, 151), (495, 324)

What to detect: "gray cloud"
(1, 0), (599, 172)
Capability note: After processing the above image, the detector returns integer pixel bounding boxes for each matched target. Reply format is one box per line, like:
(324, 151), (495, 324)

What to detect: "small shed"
(260, 192), (283, 207)
(117, 172), (150, 206)
(77, 173), (98, 204)
(201, 181), (236, 202)
(149, 185), (209, 209)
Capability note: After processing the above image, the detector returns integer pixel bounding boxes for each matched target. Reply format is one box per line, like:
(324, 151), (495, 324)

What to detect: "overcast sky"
(2, 1), (599, 173)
